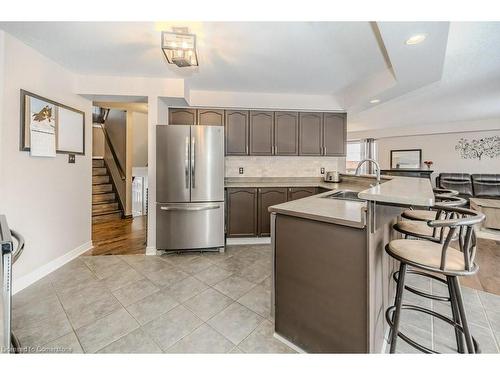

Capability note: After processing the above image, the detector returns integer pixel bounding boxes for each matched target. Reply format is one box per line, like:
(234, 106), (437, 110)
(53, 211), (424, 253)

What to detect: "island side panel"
(366, 203), (403, 353)
(274, 214), (368, 353)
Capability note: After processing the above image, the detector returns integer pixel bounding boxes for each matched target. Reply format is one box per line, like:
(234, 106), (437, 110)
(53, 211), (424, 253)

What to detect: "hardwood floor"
(461, 238), (500, 295)
(85, 215), (146, 256)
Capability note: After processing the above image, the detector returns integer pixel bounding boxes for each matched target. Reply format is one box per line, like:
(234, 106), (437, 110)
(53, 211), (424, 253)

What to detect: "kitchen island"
(268, 175), (434, 353)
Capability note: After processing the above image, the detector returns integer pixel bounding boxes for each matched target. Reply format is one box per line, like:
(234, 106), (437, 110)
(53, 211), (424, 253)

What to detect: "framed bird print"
(20, 90), (85, 156)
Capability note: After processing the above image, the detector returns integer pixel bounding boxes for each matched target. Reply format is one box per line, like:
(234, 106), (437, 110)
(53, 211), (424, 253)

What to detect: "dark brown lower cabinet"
(258, 188), (288, 236)
(226, 188), (258, 237)
(287, 187), (317, 201)
(226, 186), (319, 238)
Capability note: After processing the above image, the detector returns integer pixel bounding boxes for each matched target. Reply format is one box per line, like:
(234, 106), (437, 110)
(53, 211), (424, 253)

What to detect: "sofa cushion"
(472, 174), (500, 198)
(439, 173), (473, 197)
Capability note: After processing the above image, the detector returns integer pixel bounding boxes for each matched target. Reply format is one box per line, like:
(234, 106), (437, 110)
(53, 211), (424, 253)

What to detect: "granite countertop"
(225, 175), (379, 228)
(269, 189), (368, 228)
(224, 176), (383, 190)
(225, 175), (434, 228)
(358, 176), (434, 206)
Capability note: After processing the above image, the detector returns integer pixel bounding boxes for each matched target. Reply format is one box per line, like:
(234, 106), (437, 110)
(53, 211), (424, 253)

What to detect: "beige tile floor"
(11, 244), (500, 354)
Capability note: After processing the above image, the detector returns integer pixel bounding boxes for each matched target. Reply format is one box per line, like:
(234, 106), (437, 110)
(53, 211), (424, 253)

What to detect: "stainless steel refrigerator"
(156, 125), (224, 251)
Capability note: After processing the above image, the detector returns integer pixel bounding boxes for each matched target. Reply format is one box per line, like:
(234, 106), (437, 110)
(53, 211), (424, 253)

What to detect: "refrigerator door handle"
(160, 205), (220, 211)
(191, 136), (196, 189)
(185, 136), (190, 189)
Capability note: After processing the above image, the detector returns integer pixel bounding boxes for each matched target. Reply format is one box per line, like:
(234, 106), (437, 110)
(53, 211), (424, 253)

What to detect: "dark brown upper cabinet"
(197, 109), (224, 126)
(299, 112), (323, 156)
(226, 188), (258, 237)
(257, 187), (288, 236)
(323, 113), (346, 156)
(225, 110), (249, 156)
(169, 108), (197, 125)
(249, 111), (274, 155)
(274, 112), (299, 155)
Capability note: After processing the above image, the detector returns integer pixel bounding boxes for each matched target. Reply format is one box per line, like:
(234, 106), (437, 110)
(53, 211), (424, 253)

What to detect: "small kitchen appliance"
(324, 171), (341, 183)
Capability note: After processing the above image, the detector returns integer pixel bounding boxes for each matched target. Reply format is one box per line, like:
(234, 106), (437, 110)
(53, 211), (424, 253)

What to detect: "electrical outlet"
(239, 167), (244, 175)
(320, 167), (325, 174)
(68, 154), (76, 164)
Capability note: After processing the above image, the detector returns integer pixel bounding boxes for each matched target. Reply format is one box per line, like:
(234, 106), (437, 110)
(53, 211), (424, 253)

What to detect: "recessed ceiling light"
(405, 34), (427, 45)
(370, 99), (380, 104)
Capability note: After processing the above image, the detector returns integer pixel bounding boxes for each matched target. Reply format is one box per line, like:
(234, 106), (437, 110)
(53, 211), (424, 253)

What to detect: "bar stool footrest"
(385, 303), (481, 354)
(393, 269), (451, 302)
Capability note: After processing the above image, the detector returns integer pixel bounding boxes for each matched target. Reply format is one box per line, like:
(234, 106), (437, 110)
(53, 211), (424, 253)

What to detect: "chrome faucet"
(355, 158), (381, 184)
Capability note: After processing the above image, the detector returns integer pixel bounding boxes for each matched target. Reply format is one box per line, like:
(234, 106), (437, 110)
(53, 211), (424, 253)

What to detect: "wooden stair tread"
(92, 208), (122, 216)
(90, 160), (124, 223)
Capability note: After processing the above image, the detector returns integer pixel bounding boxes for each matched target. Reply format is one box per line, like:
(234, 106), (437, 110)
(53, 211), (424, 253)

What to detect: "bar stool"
(401, 193), (465, 222)
(385, 206), (485, 354)
(396, 195), (467, 241)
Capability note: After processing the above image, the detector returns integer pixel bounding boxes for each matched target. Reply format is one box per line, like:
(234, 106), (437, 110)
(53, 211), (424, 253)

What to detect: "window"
(346, 141), (362, 174)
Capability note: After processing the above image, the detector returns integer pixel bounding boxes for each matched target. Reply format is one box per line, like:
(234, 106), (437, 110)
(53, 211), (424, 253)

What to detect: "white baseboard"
(226, 237), (271, 245)
(13, 241), (93, 295)
(273, 333), (306, 353)
(145, 246), (157, 255)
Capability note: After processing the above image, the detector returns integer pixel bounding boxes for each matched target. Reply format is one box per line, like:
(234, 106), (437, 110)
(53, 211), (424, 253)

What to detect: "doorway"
(86, 101), (148, 256)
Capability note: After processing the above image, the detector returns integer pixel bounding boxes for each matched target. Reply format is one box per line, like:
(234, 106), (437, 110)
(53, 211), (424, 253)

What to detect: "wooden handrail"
(97, 113), (126, 180)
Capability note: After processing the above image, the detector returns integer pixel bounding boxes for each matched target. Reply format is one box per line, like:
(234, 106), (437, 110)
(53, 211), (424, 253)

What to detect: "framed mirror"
(390, 149), (422, 169)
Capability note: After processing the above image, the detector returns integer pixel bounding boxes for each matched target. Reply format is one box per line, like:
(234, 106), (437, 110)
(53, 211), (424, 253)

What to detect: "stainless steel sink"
(323, 190), (365, 202)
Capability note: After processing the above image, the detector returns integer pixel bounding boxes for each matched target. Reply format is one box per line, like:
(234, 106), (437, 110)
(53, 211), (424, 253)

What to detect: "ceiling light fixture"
(161, 27), (198, 67)
(405, 34), (427, 45)
(370, 99), (380, 104)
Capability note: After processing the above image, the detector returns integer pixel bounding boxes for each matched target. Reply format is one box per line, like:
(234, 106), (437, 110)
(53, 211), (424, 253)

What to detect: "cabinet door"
(197, 109), (224, 126)
(225, 110), (249, 156)
(226, 188), (258, 237)
(287, 187), (317, 201)
(274, 112), (298, 155)
(249, 111), (274, 155)
(258, 188), (288, 236)
(323, 113), (346, 156)
(169, 108), (197, 125)
(299, 112), (323, 155)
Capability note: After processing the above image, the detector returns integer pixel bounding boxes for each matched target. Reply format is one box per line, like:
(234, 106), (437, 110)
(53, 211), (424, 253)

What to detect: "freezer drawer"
(156, 202), (224, 250)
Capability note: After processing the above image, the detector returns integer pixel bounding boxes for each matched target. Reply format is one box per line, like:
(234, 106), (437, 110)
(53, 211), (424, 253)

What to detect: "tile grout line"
(77, 255), (163, 353)
(203, 300), (266, 350)
(476, 290), (500, 353)
(47, 273), (86, 353)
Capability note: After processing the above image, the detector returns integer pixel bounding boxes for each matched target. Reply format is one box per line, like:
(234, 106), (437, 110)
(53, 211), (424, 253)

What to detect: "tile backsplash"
(225, 156), (346, 177)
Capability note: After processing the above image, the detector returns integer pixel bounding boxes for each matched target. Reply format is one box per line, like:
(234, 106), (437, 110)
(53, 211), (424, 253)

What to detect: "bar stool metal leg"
(451, 277), (475, 353)
(447, 276), (465, 353)
(389, 262), (408, 353)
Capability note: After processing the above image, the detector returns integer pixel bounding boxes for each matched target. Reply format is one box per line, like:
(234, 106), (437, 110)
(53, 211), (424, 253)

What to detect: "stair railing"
(97, 110), (125, 181)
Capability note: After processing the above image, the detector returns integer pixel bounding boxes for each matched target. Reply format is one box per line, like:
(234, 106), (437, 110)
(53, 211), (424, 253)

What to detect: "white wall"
(132, 111), (148, 167)
(225, 156), (345, 178)
(376, 128), (500, 186)
(188, 89), (343, 111)
(0, 32), (92, 291)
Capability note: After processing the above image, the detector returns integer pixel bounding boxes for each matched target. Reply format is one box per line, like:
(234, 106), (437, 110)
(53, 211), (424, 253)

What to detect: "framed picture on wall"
(390, 149), (422, 169)
(20, 90), (85, 155)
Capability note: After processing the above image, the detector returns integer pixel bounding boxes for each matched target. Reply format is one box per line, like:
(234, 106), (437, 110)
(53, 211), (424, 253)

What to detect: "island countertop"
(358, 175), (434, 206)
(262, 174), (434, 228)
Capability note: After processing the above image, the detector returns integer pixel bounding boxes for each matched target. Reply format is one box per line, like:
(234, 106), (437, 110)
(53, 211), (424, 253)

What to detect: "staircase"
(92, 159), (123, 223)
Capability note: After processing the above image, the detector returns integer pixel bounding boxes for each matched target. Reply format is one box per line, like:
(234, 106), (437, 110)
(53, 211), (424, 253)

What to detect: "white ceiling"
(1, 21), (500, 131)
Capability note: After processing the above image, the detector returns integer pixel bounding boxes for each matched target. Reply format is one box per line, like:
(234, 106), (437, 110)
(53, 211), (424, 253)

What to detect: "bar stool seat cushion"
(396, 221), (449, 238)
(402, 209), (440, 221)
(387, 239), (465, 272)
